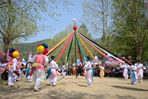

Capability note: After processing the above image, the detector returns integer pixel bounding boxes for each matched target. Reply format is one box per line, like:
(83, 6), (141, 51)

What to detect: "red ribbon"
(56, 33), (74, 62)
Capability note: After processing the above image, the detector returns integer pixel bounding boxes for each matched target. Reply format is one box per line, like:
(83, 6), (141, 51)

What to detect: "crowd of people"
(69, 55), (146, 85)
(0, 43), (146, 92)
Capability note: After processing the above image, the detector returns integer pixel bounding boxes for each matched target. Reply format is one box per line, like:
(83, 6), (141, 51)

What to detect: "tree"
(113, 0), (148, 60)
(82, 0), (112, 39)
(0, 0), (37, 52)
(0, 0), (72, 53)
(78, 23), (90, 37)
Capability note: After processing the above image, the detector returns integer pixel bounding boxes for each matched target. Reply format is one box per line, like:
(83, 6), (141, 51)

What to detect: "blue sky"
(22, 0), (84, 43)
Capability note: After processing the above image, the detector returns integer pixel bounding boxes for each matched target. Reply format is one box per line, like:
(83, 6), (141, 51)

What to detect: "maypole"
(73, 18), (78, 78)
(73, 18), (77, 68)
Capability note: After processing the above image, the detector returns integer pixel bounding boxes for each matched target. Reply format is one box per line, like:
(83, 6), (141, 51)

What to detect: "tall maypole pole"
(73, 18), (78, 78)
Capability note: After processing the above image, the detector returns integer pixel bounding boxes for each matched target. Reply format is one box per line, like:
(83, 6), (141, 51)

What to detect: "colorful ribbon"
(66, 36), (74, 62)
(78, 32), (111, 61)
(76, 32), (95, 59)
(46, 32), (74, 55)
(78, 32), (125, 63)
(75, 33), (85, 63)
(56, 33), (74, 62)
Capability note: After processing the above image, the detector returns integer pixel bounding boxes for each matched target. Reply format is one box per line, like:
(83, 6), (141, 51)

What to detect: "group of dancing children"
(0, 43), (145, 93)
(0, 44), (98, 92)
(120, 60), (145, 84)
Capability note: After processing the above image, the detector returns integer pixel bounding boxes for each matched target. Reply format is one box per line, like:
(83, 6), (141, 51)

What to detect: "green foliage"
(0, 0), (39, 52)
(112, 0), (148, 60)
(0, 0), (72, 53)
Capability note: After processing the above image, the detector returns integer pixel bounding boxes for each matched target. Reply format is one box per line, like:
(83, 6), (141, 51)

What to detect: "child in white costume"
(48, 56), (58, 86)
(61, 63), (67, 77)
(136, 60), (144, 82)
(84, 56), (93, 87)
(7, 58), (18, 86)
(130, 63), (138, 84)
(120, 63), (129, 80)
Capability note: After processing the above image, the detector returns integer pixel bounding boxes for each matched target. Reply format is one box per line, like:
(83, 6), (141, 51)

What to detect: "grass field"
(0, 76), (148, 99)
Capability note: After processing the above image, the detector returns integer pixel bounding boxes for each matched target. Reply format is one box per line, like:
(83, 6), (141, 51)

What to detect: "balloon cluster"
(9, 48), (20, 58)
(36, 43), (48, 55)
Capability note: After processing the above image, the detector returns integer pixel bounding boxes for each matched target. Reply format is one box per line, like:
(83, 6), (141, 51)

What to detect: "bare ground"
(0, 76), (148, 99)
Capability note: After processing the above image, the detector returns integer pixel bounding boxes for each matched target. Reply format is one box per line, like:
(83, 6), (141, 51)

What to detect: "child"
(84, 56), (93, 87)
(7, 57), (19, 86)
(32, 45), (48, 92)
(47, 56), (58, 86)
(120, 63), (129, 80)
(25, 63), (31, 81)
(99, 65), (105, 78)
(130, 62), (138, 85)
(61, 63), (67, 77)
(136, 60), (144, 82)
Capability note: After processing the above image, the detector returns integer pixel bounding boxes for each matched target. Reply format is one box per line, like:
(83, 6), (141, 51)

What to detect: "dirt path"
(0, 76), (148, 99)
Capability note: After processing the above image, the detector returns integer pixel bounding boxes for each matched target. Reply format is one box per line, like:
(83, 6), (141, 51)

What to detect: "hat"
(51, 56), (55, 60)
(86, 56), (90, 61)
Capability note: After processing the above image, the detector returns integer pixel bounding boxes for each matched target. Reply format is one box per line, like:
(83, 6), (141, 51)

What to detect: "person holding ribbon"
(84, 56), (93, 87)
(46, 56), (58, 86)
(32, 43), (48, 92)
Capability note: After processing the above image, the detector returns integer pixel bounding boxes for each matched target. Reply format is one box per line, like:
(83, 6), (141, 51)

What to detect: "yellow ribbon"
(46, 32), (74, 55)
(76, 32), (95, 59)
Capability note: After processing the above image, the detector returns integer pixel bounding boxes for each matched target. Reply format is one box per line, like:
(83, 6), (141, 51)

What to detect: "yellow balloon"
(36, 45), (44, 53)
(12, 51), (20, 58)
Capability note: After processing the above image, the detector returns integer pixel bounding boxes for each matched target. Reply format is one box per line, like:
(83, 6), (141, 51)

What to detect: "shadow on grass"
(71, 81), (87, 87)
(66, 78), (87, 87)
(116, 95), (136, 99)
(112, 85), (148, 91)
(0, 87), (104, 99)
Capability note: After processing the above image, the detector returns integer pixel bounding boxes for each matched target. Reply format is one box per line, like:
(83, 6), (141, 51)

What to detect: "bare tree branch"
(0, 30), (5, 38)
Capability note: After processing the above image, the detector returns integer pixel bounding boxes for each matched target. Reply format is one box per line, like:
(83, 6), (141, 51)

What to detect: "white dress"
(61, 65), (66, 77)
(130, 64), (138, 84)
(84, 61), (92, 86)
(120, 64), (129, 79)
(136, 63), (144, 80)
(49, 60), (58, 85)
(8, 58), (17, 86)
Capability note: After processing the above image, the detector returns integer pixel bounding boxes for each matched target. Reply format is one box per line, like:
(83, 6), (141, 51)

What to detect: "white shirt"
(130, 64), (137, 71)
(0, 63), (7, 67)
(137, 63), (143, 73)
(12, 58), (17, 71)
(49, 60), (58, 69)
(84, 61), (92, 70)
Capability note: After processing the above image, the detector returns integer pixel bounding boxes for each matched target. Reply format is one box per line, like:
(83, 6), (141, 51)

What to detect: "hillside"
(15, 39), (51, 59)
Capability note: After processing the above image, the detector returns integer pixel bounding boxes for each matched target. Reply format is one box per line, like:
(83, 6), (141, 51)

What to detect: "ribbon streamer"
(76, 32), (95, 59)
(56, 33), (74, 62)
(46, 32), (74, 55)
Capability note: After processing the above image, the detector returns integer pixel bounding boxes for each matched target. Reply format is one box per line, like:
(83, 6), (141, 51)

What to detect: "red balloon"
(73, 25), (77, 31)
(37, 43), (42, 47)
(9, 52), (13, 57)
(43, 48), (48, 55)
